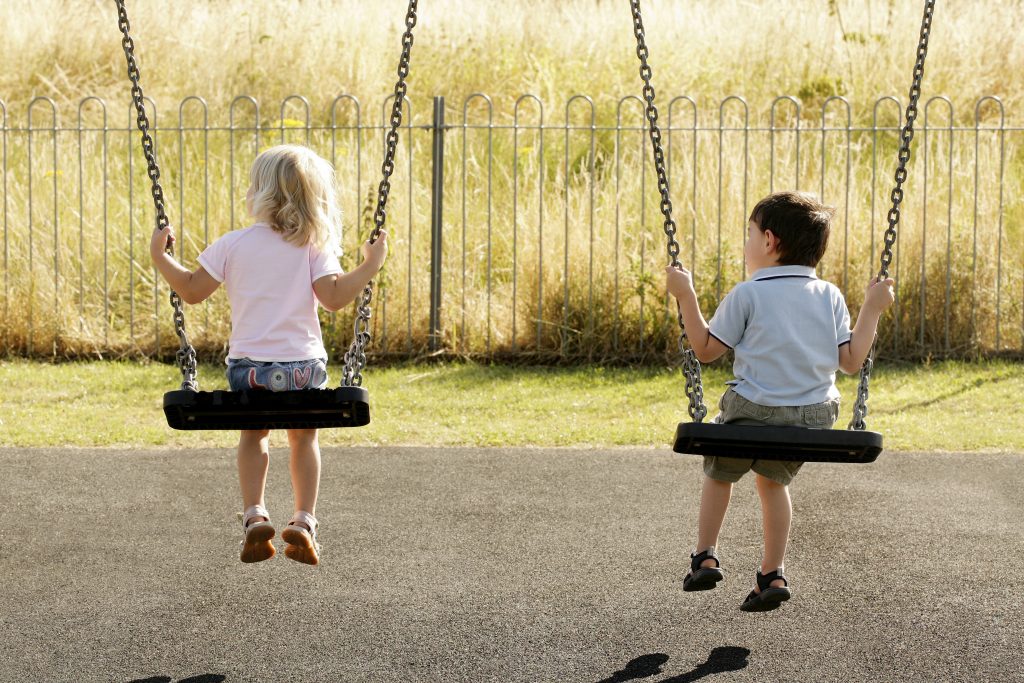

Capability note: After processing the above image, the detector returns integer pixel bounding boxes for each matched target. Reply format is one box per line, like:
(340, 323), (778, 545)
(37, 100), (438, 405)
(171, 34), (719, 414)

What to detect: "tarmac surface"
(0, 446), (1021, 683)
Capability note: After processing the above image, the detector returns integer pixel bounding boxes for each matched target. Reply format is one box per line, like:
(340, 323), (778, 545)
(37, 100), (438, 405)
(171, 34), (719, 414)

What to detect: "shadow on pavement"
(597, 647), (751, 683)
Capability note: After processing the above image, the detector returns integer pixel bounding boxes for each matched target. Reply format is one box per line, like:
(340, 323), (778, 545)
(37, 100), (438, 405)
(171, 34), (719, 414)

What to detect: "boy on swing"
(665, 190), (895, 611)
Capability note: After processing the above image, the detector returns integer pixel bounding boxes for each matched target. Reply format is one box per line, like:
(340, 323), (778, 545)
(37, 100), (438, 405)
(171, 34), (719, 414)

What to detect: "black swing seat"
(673, 422), (883, 464)
(163, 387), (370, 431)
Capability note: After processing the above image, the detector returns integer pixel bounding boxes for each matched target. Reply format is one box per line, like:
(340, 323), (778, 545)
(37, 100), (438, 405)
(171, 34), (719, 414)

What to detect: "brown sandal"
(239, 505), (276, 563)
(281, 511), (321, 565)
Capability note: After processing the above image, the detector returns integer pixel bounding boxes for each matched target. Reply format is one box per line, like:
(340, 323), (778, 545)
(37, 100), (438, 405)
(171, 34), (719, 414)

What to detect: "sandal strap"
(690, 547), (721, 572)
(756, 569), (788, 590)
(242, 504), (270, 528)
(289, 510), (318, 536)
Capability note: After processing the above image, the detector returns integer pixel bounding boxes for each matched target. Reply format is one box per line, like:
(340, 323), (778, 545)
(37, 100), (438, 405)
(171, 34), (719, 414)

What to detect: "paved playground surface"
(1, 446), (1021, 682)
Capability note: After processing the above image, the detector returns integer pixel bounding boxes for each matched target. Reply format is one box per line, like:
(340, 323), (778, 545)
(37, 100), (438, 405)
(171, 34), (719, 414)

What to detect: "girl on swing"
(149, 144), (389, 566)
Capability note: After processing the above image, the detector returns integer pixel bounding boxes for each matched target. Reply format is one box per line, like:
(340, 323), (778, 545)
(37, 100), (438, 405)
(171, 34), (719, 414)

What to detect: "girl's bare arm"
(313, 260), (383, 312)
(312, 231), (389, 312)
(150, 226), (220, 305)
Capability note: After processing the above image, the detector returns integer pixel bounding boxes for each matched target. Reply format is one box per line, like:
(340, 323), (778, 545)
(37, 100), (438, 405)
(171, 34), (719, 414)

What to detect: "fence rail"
(0, 93), (1020, 363)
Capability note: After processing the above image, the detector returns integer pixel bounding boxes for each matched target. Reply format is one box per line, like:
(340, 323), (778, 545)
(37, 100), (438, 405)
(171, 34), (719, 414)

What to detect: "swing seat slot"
(163, 387), (370, 430)
(674, 422), (883, 464)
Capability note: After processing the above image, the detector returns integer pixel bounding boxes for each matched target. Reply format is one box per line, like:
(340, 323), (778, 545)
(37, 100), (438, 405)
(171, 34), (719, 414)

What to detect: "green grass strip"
(1, 359), (1020, 451)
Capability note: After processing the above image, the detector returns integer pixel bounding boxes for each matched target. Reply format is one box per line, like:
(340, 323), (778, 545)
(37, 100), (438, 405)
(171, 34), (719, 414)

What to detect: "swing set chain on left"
(629, 0), (707, 422)
(114, 0), (198, 392)
(341, 0), (418, 388)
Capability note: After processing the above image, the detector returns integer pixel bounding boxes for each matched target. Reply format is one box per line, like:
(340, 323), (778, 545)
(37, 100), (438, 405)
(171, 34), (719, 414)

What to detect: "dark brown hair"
(748, 191), (835, 267)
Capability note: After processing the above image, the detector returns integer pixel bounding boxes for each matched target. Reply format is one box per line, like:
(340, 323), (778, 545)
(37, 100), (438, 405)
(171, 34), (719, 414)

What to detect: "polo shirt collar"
(751, 265), (817, 281)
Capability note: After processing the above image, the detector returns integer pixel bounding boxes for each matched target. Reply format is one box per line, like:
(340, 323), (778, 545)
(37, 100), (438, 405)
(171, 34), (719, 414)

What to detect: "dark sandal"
(740, 569), (791, 612)
(683, 547), (724, 592)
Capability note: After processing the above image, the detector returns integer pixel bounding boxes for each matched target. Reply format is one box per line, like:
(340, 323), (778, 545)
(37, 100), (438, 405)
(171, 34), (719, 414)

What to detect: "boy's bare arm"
(150, 226), (220, 305)
(665, 265), (729, 363)
(838, 277), (895, 374)
(312, 231), (389, 312)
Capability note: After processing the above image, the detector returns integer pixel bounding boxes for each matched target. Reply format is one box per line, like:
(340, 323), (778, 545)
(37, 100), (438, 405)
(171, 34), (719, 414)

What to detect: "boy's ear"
(764, 228), (781, 252)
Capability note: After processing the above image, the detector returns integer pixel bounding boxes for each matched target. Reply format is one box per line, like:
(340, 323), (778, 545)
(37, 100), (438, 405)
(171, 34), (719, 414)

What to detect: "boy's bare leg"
(237, 429), (271, 521)
(755, 473), (791, 589)
(286, 428), (321, 524)
(696, 476), (733, 568)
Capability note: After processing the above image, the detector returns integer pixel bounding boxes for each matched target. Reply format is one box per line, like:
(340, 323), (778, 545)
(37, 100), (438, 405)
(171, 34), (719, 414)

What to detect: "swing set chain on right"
(114, 0), (198, 392)
(630, 0), (934, 430)
(629, 0), (708, 423)
(850, 0), (934, 431)
(341, 0), (418, 388)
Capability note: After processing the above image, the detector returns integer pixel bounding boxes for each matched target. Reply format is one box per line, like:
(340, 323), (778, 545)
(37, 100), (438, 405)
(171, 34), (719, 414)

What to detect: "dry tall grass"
(4, 1), (1023, 114)
(1, 0), (1022, 361)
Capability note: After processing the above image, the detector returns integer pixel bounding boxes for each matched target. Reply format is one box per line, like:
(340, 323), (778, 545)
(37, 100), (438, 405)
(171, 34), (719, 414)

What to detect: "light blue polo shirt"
(708, 265), (852, 406)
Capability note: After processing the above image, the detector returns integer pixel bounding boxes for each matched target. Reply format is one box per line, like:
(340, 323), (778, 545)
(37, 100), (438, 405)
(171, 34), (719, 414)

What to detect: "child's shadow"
(597, 647), (751, 683)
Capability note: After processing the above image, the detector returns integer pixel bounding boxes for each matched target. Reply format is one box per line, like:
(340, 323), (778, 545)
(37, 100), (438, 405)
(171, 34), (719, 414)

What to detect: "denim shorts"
(703, 388), (841, 485)
(226, 357), (329, 392)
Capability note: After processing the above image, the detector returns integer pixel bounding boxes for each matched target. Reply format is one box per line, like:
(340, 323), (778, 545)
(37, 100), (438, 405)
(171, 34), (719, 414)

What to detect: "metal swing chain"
(629, 0), (707, 422)
(114, 0), (198, 392)
(341, 0), (418, 388)
(849, 0), (934, 431)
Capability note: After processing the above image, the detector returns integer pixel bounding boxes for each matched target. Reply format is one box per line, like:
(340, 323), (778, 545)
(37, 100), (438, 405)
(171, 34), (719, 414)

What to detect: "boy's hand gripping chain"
(115, 0), (198, 392)
(341, 0), (418, 388)
(629, 0), (707, 422)
(850, 0), (934, 431)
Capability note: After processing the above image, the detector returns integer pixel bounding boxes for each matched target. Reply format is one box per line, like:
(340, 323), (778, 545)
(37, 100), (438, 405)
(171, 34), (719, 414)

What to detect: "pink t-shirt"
(198, 222), (343, 362)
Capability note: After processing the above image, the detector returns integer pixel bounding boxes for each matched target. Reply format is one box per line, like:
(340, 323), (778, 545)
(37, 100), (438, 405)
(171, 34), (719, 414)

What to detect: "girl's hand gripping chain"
(361, 230), (389, 274)
(150, 224), (176, 260)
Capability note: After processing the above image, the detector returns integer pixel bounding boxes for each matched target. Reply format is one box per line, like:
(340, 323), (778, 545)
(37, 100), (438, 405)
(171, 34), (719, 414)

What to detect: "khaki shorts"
(703, 388), (841, 486)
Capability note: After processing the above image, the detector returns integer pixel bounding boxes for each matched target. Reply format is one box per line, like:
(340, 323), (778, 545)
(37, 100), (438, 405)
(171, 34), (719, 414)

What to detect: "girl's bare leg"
(237, 429), (271, 521)
(286, 428), (321, 523)
(695, 476), (733, 568)
(755, 473), (791, 589)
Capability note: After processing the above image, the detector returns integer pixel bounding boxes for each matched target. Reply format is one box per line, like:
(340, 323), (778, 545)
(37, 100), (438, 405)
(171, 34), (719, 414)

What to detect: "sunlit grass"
(3, 1), (1021, 114)
(1, 359), (1020, 451)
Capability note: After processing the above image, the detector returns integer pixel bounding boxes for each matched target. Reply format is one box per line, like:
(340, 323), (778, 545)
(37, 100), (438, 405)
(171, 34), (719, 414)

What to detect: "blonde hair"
(248, 144), (342, 255)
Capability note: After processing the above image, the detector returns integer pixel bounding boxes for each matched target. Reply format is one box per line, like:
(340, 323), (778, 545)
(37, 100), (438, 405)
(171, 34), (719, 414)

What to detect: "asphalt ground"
(0, 447), (1021, 683)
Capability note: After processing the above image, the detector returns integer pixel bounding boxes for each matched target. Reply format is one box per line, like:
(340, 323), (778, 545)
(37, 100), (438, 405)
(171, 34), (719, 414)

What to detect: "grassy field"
(4, 1), (1022, 112)
(1, 358), (1021, 451)
(1, 0), (1022, 361)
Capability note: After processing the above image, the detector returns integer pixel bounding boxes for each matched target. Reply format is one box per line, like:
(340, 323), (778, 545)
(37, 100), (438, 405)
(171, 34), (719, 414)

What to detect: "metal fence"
(0, 93), (1020, 362)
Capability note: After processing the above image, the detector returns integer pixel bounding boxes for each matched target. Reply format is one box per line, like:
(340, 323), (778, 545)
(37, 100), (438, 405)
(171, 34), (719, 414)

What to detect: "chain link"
(629, 0), (706, 422)
(850, 0), (934, 430)
(114, 0), (197, 392)
(341, 0), (418, 388)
